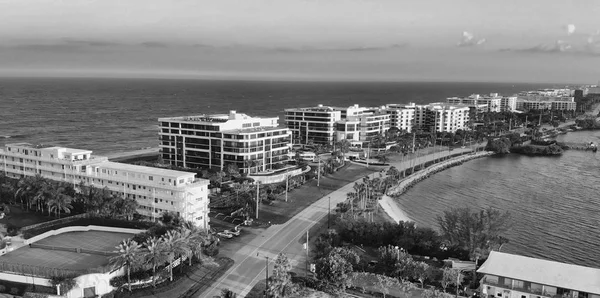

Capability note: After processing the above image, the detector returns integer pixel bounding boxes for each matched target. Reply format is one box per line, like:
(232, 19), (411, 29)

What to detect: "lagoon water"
(395, 130), (600, 267)
(1, 77), (598, 267)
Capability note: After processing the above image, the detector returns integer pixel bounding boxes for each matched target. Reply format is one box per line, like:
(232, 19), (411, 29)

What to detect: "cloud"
(500, 39), (600, 56)
(457, 31), (486, 47)
(587, 30), (600, 44)
(565, 24), (576, 36)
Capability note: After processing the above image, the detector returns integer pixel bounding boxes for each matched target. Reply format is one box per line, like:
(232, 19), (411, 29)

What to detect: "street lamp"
(257, 252), (270, 297)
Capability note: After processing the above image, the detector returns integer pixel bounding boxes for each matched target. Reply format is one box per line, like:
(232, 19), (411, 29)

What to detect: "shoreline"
(379, 151), (494, 224)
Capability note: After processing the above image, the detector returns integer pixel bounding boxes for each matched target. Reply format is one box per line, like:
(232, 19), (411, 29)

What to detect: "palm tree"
(181, 221), (211, 265)
(48, 187), (73, 218)
(160, 230), (187, 281)
(143, 237), (165, 288)
(110, 239), (142, 292)
(221, 289), (237, 298)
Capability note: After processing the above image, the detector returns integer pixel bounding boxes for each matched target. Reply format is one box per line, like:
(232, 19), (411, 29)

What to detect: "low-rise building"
(447, 93), (502, 113)
(159, 110), (291, 174)
(0, 143), (210, 229)
(478, 251), (600, 298)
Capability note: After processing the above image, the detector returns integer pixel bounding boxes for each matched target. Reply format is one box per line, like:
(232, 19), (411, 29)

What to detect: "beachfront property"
(500, 96), (517, 112)
(516, 96), (577, 111)
(447, 93), (502, 113)
(335, 107), (391, 143)
(478, 251), (600, 298)
(383, 103), (416, 132)
(285, 104), (378, 145)
(0, 143), (210, 229)
(412, 103), (470, 133)
(159, 110), (291, 174)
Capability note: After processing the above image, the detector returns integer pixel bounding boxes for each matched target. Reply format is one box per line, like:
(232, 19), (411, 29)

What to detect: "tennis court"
(0, 231), (135, 273)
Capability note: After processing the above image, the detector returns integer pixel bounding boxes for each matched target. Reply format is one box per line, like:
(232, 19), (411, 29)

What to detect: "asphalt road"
(200, 146), (478, 298)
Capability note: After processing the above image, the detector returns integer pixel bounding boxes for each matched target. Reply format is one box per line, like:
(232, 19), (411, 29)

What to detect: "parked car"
(225, 229), (241, 236)
(217, 232), (233, 239)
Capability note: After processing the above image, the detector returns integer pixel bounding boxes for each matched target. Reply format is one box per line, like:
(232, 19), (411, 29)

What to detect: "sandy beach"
(379, 195), (413, 223)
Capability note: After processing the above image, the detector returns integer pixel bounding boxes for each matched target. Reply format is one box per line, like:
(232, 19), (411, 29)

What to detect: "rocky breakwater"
(387, 151), (494, 197)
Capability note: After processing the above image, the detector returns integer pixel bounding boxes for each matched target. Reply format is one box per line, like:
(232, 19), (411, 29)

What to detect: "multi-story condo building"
(447, 93), (502, 113)
(284, 104), (371, 145)
(335, 109), (390, 142)
(500, 96), (517, 112)
(516, 97), (576, 111)
(159, 110), (291, 174)
(478, 251), (600, 298)
(420, 103), (470, 133)
(384, 104), (416, 132)
(0, 143), (210, 229)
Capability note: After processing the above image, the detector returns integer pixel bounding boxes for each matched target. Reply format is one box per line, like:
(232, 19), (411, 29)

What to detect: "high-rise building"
(0, 143), (210, 229)
(159, 111), (291, 174)
(419, 103), (470, 133)
(500, 96), (517, 112)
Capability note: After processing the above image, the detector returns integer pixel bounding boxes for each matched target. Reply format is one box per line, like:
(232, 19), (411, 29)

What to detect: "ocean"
(1, 77), (596, 267)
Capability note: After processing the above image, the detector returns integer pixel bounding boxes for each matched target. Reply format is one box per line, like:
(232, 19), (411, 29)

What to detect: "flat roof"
(96, 161), (197, 178)
(0, 231), (135, 275)
(5, 143), (55, 149)
(221, 126), (289, 134)
(478, 251), (600, 295)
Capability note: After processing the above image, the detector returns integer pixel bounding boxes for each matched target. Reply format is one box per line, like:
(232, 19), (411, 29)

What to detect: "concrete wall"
(24, 226), (146, 245)
(0, 267), (125, 298)
(248, 167), (305, 184)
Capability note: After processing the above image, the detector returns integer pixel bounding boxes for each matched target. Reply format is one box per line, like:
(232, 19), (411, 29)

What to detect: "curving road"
(199, 147), (478, 298)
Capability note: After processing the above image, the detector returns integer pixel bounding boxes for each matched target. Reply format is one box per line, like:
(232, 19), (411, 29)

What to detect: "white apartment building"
(335, 110), (391, 142)
(159, 111), (291, 174)
(284, 104), (371, 145)
(0, 143), (210, 229)
(478, 251), (600, 298)
(501, 96), (517, 112)
(447, 93), (502, 113)
(516, 97), (576, 111)
(421, 103), (470, 133)
(384, 104), (416, 132)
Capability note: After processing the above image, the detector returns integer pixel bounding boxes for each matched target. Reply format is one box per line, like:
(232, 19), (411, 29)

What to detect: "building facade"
(384, 104), (416, 132)
(0, 143), (210, 229)
(478, 251), (600, 298)
(447, 94), (502, 113)
(284, 105), (342, 145)
(159, 111), (291, 174)
(500, 96), (517, 112)
(335, 110), (390, 142)
(421, 103), (470, 133)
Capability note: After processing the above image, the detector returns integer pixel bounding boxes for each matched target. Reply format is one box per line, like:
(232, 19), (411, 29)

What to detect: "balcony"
(482, 277), (545, 297)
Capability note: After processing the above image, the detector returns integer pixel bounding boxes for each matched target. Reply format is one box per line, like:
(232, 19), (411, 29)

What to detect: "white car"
(217, 232), (233, 239)
(225, 229), (241, 236)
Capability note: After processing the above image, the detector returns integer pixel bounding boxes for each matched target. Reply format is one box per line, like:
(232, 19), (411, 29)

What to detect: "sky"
(1, 0), (600, 83)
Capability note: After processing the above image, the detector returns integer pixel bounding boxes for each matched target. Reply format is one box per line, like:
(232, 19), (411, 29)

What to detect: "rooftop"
(5, 143), (56, 149)
(96, 161), (198, 178)
(221, 126), (289, 134)
(478, 251), (600, 295)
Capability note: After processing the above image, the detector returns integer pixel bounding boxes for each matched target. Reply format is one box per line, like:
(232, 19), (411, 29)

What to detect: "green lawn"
(0, 205), (54, 228)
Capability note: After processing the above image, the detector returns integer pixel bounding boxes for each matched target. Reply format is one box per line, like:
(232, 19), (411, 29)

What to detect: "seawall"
(386, 151), (494, 198)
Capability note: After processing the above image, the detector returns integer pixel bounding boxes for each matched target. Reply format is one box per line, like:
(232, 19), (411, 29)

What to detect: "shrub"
(204, 244), (219, 257)
(0, 285), (5, 292)
(101, 292), (115, 298)
(6, 223), (19, 236)
(10, 287), (19, 295)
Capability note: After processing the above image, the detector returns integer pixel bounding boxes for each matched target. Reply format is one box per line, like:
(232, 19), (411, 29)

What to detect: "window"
(149, 176), (154, 181)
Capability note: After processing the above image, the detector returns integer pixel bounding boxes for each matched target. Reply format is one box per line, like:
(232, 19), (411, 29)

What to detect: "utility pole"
(305, 230), (309, 278)
(317, 158), (321, 187)
(285, 174), (289, 202)
(266, 256), (269, 297)
(255, 182), (260, 220)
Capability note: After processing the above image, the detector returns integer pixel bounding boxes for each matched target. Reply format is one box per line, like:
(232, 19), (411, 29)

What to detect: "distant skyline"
(1, 0), (600, 83)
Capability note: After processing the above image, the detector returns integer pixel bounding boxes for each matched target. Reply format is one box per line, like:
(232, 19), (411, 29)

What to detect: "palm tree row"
(0, 173), (138, 219)
(110, 221), (213, 292)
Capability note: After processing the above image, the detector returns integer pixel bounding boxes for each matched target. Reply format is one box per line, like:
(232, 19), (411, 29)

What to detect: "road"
(199, 146), (478, 298)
